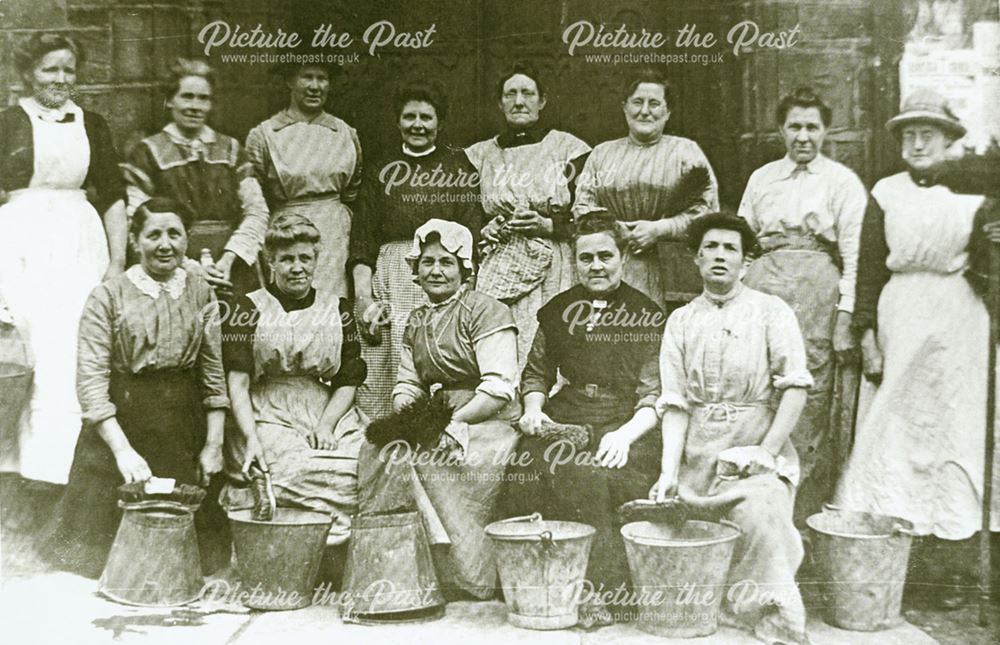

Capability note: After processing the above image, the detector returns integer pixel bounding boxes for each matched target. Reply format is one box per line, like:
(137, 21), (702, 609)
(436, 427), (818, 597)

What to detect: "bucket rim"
(98, 586), (201, 608)
(228, 508), (333, 527)
(620, 519), (741, 547)
(805, 509), (916, 540)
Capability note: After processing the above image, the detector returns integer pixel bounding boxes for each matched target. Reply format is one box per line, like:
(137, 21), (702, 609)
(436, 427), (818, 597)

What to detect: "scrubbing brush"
(535, 420), (591, 450)
(117, 478), (206, 512)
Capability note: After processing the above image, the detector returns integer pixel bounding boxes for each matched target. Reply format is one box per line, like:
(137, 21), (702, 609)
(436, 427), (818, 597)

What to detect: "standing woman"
(350, 80), (482, 419)
(836, 89), (1000, 604)
(0, 33), (127, 489)
(44, 198), (229, 578)
(122, 58), (268, 297)
(465, 62), (590, 368)
(574, 70), (719, 309)
(245, 60), (362, 297)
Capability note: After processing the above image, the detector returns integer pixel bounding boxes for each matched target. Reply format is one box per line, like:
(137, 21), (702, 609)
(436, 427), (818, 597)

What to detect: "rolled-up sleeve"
(197, 289), (230, 410)
(654, 311), (690, 418)
(393, 321), (428, 402)
(77, 286), (117, 425)
(766, 296), (814, 391)
(474, 328), (518, 402)
(634, 353), (661, 412)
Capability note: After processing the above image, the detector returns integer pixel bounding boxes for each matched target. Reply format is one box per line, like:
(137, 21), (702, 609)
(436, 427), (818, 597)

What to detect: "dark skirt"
(42, 369), (228, 578)
(500, 386), (661, 607)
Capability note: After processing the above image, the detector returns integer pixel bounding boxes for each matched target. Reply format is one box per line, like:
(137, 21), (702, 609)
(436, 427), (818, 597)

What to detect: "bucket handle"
(496, 512), (543, 524)
(822, 502), (842, 513)
(495, 513), (555, 549)
(892, 524), (917, 537)
(718, 518), (743, 535)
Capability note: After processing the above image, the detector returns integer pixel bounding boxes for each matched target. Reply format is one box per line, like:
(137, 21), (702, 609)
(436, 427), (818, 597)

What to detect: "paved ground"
(0, 564), (942, 645)
(0, 476), (991, 644)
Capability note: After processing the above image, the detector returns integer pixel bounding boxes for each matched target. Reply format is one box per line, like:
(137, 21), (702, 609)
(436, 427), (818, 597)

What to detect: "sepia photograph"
(1, 0), (999, 643)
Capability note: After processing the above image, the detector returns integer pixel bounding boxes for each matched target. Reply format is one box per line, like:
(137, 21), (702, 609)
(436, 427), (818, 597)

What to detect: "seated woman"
(650, 212), (812, 645)
(504, 211), (664, 623)
(357, 219), (520, 599)
(43, 197), (229, 578)
(220, 213), (366, 544)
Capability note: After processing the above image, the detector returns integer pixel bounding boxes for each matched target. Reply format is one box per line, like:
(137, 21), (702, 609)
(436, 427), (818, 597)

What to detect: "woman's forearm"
(618, 406), (659, 442)
(319, 385), (356, 431)
(97, 417), (133, 456)
(227, 371), (258, 441)
(205, 409), (225, 448)
(352, 264), (374, 301)
(760, 387), (807, 456)
(452, 392), (506, 425)
(103, 200), (128, 269)
(659, 408), (690, 474)
(522, 391), (547, 415)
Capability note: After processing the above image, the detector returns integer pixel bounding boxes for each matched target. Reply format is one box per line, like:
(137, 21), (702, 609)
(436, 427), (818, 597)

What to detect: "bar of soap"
(145, 477), (176, 495)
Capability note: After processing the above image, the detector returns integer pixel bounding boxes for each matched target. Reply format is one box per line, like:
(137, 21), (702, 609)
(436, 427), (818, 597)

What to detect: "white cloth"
(405, 218), (475, 271)
(0, 99), (109, 483)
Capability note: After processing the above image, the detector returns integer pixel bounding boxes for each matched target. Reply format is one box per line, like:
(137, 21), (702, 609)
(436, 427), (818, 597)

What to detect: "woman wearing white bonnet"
(355, 218), (521, 600)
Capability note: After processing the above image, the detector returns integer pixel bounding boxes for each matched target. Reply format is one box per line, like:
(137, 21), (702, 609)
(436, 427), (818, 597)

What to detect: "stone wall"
(1, 0), (918, 200)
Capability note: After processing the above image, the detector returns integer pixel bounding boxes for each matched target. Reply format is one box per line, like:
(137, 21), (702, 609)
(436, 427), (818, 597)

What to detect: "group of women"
(1, 29), (998, 640)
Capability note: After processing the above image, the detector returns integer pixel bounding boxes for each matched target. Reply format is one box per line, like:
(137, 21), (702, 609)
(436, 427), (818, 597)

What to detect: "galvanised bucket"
(622, 519), (740, 638)
(806, 505), (915, 631)
(485, 512), (595, 630)
(228, 508), (332, 610)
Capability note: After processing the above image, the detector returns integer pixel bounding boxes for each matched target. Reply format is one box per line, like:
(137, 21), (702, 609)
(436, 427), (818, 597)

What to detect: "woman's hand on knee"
(308, 427), (338, 451)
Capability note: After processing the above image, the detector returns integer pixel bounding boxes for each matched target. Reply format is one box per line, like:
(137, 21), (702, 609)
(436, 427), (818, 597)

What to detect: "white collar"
(403, 143), (437, 157)
(164, 122), (217, 145)
(127, 265), (187, 301)
(702, 282), (744, 308)
(19, 96), (82, 123)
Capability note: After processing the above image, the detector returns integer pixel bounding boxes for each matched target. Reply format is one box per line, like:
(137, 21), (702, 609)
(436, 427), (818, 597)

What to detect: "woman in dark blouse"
(221, 213), (367, 545)
(504, 212), (664, 624)
(0, 33), (127, 489)
(122, 58), (268, 298)
(349, 79), (483, 419)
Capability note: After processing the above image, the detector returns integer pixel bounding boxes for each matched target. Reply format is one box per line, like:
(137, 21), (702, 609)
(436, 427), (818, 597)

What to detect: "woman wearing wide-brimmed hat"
(835, 88), (1000, 605)
(243, 56), (361, 297)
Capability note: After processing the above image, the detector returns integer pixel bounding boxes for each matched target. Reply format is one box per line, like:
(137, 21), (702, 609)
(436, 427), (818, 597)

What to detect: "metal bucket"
(341, 510), (444, 624)
(485, 512), (595, 630)
(228, 508), (332, 611)
(99, 503), (203, 606)
(806, 505), (915, 631)
(621, 519), (741, 638)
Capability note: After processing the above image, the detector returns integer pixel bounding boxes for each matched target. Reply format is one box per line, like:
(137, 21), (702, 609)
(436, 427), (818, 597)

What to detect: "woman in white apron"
(0, 33), (127, 488)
